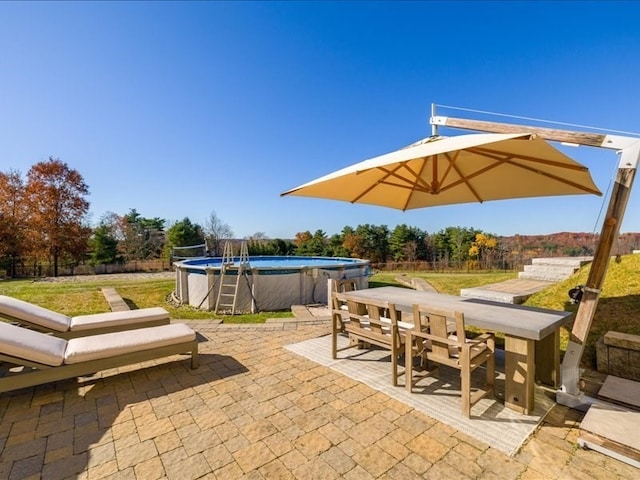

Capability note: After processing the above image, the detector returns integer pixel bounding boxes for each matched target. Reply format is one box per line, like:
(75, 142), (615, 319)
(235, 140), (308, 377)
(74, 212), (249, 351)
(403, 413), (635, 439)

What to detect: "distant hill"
(498, 232), (640, 258)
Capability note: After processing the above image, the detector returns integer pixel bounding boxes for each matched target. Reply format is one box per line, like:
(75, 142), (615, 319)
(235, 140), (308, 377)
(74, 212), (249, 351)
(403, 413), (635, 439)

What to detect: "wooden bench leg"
(405, 333), (413, 392)
(332, 316), (338, 359)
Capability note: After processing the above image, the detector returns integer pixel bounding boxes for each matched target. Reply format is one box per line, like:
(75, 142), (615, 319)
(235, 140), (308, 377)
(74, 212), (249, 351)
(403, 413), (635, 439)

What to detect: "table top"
(341, 286), (573, 341)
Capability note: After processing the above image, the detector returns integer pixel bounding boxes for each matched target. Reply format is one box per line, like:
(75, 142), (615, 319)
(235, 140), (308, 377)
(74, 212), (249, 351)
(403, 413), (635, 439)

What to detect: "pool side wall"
(174, 258), (369, 313)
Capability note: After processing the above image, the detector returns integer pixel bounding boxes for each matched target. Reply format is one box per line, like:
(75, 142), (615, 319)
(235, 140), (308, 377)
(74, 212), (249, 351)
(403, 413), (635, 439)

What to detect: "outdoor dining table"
(339, 286), (574, 415)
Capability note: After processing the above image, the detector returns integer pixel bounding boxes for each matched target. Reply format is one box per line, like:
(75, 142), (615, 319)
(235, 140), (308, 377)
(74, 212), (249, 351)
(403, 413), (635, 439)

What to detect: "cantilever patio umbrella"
(280, 132), (601, 209)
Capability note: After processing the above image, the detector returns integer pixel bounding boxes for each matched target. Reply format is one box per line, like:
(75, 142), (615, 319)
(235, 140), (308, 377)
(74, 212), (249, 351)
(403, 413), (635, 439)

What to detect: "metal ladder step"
(215, 240), (251, 315)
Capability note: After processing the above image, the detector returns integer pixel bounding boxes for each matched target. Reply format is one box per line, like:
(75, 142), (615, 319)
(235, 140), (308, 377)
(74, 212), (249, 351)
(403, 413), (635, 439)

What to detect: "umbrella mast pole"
(430, 113), (640, 409)
(431, 103), (438, 137)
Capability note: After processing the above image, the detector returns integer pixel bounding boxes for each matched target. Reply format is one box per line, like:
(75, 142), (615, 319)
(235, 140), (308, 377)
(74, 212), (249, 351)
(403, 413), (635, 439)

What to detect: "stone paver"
(0, 318), (638, 479)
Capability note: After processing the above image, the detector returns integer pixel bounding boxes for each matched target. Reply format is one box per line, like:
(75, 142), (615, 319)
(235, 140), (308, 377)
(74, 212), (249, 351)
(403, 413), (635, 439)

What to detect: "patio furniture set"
(0, 278), (571, 419)
(330, 279), (573, 417)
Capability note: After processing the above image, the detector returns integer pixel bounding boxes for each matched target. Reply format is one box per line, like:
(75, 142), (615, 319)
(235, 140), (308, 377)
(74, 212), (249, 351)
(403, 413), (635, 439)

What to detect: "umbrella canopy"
(281, 132), (601, 210)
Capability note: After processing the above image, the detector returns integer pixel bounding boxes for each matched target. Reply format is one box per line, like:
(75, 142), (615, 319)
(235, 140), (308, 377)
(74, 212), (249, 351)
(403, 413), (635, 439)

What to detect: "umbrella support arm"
(556, 143), (639, 406)
(430, 115), (640, 151)
(558, 165), (636, 408)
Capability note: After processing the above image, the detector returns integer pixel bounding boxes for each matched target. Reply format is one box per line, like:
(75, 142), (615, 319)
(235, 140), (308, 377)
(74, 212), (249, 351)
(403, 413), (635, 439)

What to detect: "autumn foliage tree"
(469, 232), (498, 270)
(342, 230), (366, 259)
(0, 170), (28, 276)
(25, 157), (91, 276)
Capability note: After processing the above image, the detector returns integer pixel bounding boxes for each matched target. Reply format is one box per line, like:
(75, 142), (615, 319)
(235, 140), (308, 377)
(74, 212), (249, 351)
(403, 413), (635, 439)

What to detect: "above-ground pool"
(174, 255), (370, 313)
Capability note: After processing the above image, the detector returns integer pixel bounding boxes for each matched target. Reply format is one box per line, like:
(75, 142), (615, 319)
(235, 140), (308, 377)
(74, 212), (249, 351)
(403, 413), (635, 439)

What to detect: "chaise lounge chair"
(0, 295), (170, 338)
(0, 320), (198, 393)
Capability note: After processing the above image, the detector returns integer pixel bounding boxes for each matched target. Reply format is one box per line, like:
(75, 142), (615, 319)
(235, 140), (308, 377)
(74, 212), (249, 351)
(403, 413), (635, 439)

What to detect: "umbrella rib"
(438, 155), (601, 196)
(350, 179), (383, 203)
(350, 164), (404, 202)
(377, 178), (431, 193)
(469, 146), (590, 172)
(497, 161), (603, 195)
(438, 151), (459, 191)
(378, 162), (432, 191)
(402, 157), (431, 210)
(438, 150), (483, 201)
(467, 147), (601, 194)
(351, 162), (432, 203)
(446, 154), (483, 202)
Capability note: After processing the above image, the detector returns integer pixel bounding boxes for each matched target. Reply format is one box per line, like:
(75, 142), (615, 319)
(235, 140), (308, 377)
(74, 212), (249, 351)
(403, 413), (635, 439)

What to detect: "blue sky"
(2, 1), (640, 239)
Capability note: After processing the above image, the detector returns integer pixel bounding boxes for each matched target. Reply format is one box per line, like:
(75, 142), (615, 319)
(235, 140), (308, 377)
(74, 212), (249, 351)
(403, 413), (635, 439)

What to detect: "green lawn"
(0, 276), (291, 323)
(2, 256), (639, 367)
(370, 270), (518, 294)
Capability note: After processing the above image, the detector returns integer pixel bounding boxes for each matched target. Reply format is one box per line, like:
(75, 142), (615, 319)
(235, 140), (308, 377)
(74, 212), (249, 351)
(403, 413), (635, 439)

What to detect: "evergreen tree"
(89, 224), (120, 265)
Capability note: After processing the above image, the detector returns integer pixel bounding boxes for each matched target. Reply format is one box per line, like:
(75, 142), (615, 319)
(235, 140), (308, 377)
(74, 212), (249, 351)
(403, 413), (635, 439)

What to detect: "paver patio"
(0, 318), (638, 479)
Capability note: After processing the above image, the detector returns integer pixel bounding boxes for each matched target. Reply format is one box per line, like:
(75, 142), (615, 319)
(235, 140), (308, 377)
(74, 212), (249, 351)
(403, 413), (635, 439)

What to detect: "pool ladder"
(215, 241), (249, 314)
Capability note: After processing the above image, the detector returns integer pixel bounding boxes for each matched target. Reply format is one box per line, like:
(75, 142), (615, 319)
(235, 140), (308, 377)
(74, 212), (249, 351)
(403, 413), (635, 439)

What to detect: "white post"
(207, 268), (216, 311)
(251, 269), (258, 314)
(179, 267), (189, 305)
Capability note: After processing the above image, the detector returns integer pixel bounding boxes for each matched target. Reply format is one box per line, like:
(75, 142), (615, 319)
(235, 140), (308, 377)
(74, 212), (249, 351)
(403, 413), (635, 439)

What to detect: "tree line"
(0, 158), (238, 277)
(3, 158), (640, 277)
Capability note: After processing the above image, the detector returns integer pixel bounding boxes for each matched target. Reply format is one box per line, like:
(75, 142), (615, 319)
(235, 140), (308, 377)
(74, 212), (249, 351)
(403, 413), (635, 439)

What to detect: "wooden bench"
(332, 292), (411, 386)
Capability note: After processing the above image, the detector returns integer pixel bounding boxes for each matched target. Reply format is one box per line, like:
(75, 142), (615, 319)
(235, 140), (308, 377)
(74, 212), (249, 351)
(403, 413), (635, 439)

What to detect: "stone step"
(520, 265), (579, 282)
(459, 288), (530, 304)
(518, 272), (567, 282)
(460, 279), (553, 305)
(460, 256), (592, 303)
(523, 264), (578, 275)
(531, 256), (593, 267)
(518, 268), (577, 282)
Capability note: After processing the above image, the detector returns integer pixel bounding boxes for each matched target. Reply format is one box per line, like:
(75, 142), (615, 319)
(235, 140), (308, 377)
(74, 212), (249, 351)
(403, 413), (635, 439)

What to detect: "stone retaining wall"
(596, 331), (640, 381)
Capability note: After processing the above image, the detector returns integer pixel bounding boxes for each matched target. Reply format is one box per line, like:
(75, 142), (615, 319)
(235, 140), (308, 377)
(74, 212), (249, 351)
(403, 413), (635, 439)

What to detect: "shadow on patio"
(0, 350), (247, 479)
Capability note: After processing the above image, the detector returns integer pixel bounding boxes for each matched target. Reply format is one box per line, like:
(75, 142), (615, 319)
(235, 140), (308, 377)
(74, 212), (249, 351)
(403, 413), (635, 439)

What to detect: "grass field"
(523, 253), (640, 368)
(0, 270), (519, 323)
(369, 271), (518, 294)
(0, 275), (292, 324)
(1, 256), (639, 367)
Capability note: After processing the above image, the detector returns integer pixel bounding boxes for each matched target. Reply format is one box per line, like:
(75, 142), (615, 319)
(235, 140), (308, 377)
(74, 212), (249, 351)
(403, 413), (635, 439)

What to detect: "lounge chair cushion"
(0, 295), (71, 332)
(64, 323), (196, 364)
(69, 307), (170, 331)
(0, 321), (66, 366)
